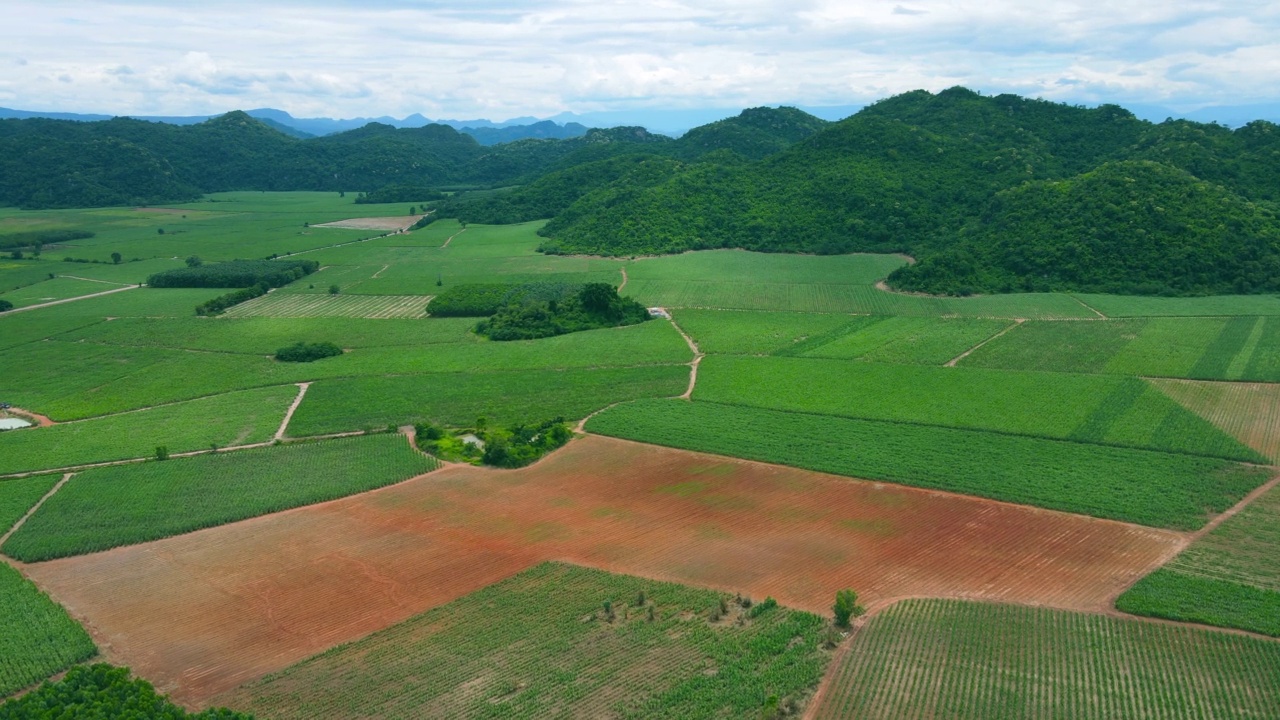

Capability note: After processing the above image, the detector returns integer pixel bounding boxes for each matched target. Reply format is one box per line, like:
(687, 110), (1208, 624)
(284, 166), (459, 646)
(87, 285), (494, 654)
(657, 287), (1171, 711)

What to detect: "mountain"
(532, 88), (1280, 296)
(461, 121), (590, 146)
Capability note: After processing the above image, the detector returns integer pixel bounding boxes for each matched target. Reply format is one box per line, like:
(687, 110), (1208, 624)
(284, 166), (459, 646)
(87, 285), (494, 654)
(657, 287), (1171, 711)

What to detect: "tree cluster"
(275, 341), (344, 363)
(0, 664), (250, 719)
(195, 285), (266, 316)
(414, 417), (573, 468)
(428, 281), (583, 317)
(353, 184), (445, 204)
(148, 259), (318, 289)
(475, 282), (650, 341)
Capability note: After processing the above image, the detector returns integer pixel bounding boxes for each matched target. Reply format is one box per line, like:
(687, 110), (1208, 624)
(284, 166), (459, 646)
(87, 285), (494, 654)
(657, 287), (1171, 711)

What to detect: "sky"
(3, 0), (1279, 122)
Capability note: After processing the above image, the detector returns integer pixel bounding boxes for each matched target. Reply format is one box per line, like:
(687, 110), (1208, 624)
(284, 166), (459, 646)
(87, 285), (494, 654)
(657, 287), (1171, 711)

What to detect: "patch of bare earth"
(312, 216), (419, 231)
(24, 436), (1182, 707)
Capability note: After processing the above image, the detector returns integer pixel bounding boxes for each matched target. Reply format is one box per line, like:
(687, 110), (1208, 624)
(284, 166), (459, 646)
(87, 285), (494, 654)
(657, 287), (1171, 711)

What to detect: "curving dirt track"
(24, 435), (1183, 706)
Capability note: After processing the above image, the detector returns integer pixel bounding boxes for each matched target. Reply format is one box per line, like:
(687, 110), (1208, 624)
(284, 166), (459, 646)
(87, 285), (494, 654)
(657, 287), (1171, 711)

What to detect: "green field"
(585, 399), (1269, 530)
(0, 563), (97, 697)
(694, 356), (1264, 462)
(0, 474), (60, 532)
(1075, 292), (1280, 317)
(813, 599), (1280, 719)
(288, 364), (689, 436)
(0, 386), (297, 475)
(2, 434), (438, 562)
(1117, 481), (1280, 636)
(222, 292), (432, 318)
(218, 562), (830, 719)
(963, 316), (1280, 381)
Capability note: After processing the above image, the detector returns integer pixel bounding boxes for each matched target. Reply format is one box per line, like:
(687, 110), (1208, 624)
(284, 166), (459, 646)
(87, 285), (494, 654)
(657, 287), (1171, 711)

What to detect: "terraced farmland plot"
(0, 563), (97, 697)
(694, 356), (1265, 462)
(221, 292), (431, 318)
(24, 435), (1181, 705)
(3, 433), (438, 561)
(219, 563), (830, 720)
(812, 599), (1280, 719)
(586, 399), (1268, 529)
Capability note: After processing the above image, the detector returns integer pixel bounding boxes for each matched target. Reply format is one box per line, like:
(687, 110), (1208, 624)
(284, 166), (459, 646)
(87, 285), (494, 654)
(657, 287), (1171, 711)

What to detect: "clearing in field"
(217, 563), (829, 719)
(23, 435), (1181, 704)
(811, 598), (1280, 719)
(220, 292), (431, 318)
(312, 216), (419, 231)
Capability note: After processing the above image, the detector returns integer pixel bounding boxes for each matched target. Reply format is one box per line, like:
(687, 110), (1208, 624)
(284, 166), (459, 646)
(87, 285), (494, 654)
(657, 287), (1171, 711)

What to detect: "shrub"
(195, 284), (268, 316)
(749, 597), (779, 619)
(275, 341), (344, 363)
(833, 588), (864, 628)
(0, 299), (12, 313)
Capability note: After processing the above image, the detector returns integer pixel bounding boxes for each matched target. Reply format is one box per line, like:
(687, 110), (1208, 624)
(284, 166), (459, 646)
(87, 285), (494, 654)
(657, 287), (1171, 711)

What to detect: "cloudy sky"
(4, 0), (1279, 121)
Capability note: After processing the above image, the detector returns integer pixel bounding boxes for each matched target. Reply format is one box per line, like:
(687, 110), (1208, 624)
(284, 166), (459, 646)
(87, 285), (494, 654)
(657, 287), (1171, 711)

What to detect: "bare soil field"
(23, 436), (1183, 706)
(312, 216), (418, 231)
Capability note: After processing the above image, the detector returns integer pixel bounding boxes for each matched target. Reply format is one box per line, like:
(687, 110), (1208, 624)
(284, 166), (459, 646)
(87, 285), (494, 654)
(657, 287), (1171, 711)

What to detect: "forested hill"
(0, 112), (663, 209)
(531, 88), (1280, 296)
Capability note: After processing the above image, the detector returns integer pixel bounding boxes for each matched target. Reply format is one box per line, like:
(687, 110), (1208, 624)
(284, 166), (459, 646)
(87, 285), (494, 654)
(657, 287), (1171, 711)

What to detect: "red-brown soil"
(24, 436), (1183, 706)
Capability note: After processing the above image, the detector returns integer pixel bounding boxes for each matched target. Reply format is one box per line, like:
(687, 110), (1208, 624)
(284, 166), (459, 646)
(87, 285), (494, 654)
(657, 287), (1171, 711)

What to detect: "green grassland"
(0, 386), (297, 475)
(219, 562), (830, 720)
(0, 563), (97, 697)
(0, 312), (106, 351)
(672, 309), (858, 355)
(288, 364), (689, 436)
(0, 277), (129, 308)
(585, 399), (1268, 530)
(813, 599), (1280, 719)
(693, 356), (1264, 462)
(963, 316), (1280, 381)
(1117, 481), (1280, 636)
(2, 434), (438, 562)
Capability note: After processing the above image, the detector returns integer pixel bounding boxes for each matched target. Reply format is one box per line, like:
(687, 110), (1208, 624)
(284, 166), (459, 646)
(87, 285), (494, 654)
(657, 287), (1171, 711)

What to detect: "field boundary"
(0, 473), (74, 549)
(944, 318), (1024, 366)
(1069, 294), (1109, 318)
(665, 312), (704, 399)
(275, 383), (310, 440)
(439, 226), (467, 248)
(2, 284), (139, 314)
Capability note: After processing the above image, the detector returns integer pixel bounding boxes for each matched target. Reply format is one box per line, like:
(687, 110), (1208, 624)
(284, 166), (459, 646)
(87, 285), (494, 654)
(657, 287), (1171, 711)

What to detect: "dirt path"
(1070, 294), (1108, 318)
(439, 226), (467, 249)
(273, 384), (310, 441)
(2, 284), (139, 314)
(617, 267), (628, 292)
(370, 265), (389, 279)
(0, 473), (74, 549)
(3, 407), (56, 427)
(56, 275), (135, 286)
(665, 312), (704, 399)
(1188, 472), (1280, 542)
(944, 318), (1025, 367)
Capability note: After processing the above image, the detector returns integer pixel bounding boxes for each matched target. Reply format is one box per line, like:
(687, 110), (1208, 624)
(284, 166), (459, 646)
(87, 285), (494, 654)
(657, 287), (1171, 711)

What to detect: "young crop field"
(0, 563), (97, 697)
(1151, 379), (1280, 462)
(218, 563), (830, 719)
(694, 356), (1265, 462)
(0, 276), (132, 308)
(0, 385), (297, 476)
(1074, 292), (1280, 317)
(23, 435), (1182, 704)
(220, 292), (432, 318)
(670, 309), (860, 355)
(0, 474), (60, 532)
(0, 312), (105, 351)
(287, 364), (689, 435)
(794, 316), (1013, 365)
(2, 433), (438, 562)
(811, 599), (1280, 719)
(1118, 480), (1280, 637)
(585, 399), (1269, 529)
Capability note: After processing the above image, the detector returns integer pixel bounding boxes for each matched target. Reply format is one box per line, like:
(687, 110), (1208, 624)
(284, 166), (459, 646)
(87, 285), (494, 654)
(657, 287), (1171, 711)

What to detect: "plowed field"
(24, 436), (1183, 706)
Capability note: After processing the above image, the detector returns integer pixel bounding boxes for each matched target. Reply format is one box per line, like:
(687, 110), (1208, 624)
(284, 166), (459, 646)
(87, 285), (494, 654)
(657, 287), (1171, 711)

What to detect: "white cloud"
(3, 0), (1278, 119)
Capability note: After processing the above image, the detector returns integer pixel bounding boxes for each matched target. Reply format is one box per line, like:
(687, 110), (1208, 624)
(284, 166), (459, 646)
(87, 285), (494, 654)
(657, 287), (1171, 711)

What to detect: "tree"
(155, 446), (169, 461)
(111, 252), (122, 264)
(185, 256), (202, 268)
(833, 588), (864, 628)
(328, 284), (340, 295)
(579, 282), (617, 313)
(0, 299), (13, 312)
(9, 250), (21, 260)
(157, 227), (165, 235)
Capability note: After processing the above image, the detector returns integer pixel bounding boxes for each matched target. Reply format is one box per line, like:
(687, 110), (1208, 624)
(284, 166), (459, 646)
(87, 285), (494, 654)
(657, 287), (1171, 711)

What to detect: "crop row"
(694, 356), (1265, 462)
(813, 598), (1280, 719)
(584, 399), (1270, 530)
(222, 292), (431, 318)
(0, 563), (96, 697)
(1, 433), (438, 562)
(221, 562), (829, 719)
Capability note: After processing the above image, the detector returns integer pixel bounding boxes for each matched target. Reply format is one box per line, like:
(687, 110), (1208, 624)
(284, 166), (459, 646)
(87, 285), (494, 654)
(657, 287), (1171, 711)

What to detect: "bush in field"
(148, 258), (318, 289)
(833, 589), (864, 628)
(0, 664), (250, 719)
(0, 299), (12, 312)
(196, 284), (268, 316)
(275, 341), (343, 363)
(476, 282), (650, 341)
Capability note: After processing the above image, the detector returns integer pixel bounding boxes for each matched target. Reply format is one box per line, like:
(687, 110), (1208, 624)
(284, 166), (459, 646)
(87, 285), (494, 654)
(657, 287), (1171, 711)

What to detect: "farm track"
(1070, 294), (1109, 318)
(274, 383), (309, 441)
(438, 226), (466, 248)
(617, 266), (628, 292)
(56, 275), (135, 286)
(22, 435), (1186, 706)
(0, 473), (73, 551)
(944, 318), (1025, 366)
(2, 284), (139, 314)
(665, 312), (704, 399)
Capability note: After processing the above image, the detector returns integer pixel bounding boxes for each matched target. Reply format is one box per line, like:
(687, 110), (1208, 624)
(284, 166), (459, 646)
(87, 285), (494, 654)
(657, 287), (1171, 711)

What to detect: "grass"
(0, 563), (97, 697)
(288, 365), (689, 436)
(0, 386), (298, 475)
(0, 312), (105, 351)
(1, 433), (438, 562)
(217, 562), (830, 719)
(1117, 481), (1280, 636)
(694, 356), (1265, 462)
(813, 598), (1280, 719)
(585, 399), (1270, 529)
(796, 316), (1013, 364)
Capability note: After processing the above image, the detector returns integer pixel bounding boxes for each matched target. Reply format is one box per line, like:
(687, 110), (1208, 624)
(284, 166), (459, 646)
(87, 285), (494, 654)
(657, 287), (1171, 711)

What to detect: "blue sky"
(4, 1), (1278, 120)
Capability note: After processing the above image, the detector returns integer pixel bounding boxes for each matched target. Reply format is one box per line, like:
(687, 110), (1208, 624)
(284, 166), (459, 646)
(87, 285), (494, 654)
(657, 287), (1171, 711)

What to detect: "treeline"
(0, 664), (251, 719)
(148, 258), (319, 288)
(353, 184), (445, 204)
(428, 281), (583, 317)
(0, 114), (670, 210)
(0, 229), (93, 251)
(522, 89), (1280, 297)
